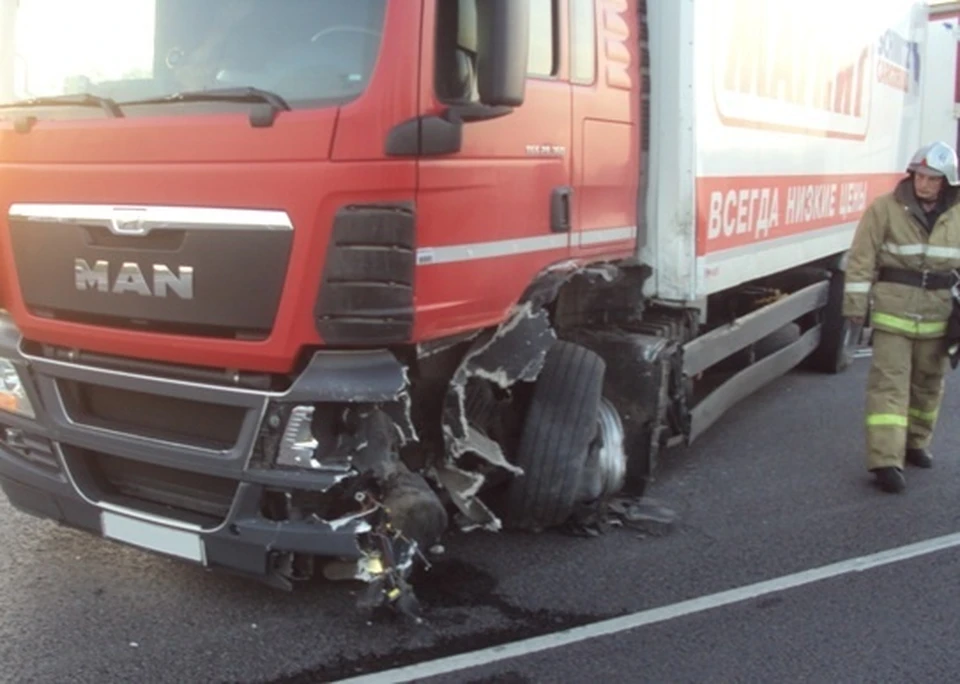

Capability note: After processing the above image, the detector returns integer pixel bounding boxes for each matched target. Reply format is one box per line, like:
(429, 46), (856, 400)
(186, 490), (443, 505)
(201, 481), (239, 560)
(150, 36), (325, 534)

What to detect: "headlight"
(0, 359), (35, 419)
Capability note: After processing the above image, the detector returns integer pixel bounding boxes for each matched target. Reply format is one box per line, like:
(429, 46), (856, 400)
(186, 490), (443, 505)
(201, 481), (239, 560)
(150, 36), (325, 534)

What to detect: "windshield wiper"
(121, 87), (291, 128)
(0, 93), (124, 118)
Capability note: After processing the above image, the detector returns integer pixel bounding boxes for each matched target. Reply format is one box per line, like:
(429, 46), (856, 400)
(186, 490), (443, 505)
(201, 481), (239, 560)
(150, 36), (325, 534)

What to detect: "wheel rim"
(595, 398), (627, 499)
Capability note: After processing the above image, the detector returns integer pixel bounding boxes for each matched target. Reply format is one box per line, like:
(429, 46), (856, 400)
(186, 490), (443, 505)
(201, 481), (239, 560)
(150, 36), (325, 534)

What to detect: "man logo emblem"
(74, 259), (194, 299)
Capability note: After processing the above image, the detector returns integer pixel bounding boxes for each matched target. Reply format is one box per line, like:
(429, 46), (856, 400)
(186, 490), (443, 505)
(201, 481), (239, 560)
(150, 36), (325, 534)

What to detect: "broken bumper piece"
(0, 311), (443, 616)
(1, 458), (432, 619)
(0, 465), (373, 581)
(1, 455), (434, 622)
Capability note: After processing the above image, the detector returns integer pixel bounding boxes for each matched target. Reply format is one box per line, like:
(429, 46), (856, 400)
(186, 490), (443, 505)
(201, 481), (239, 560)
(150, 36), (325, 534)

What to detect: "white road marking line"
(332, 531), (960, 684)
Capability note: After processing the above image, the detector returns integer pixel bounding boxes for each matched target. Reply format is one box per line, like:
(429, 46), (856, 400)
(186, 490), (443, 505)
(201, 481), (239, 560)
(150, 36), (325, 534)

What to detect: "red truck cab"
(0, 0), (642, 611)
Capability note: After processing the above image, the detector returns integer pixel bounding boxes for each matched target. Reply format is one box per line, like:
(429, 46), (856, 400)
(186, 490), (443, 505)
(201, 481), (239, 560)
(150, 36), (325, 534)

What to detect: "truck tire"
(503, 340), (606, 531)
(805, 268), (861, 374)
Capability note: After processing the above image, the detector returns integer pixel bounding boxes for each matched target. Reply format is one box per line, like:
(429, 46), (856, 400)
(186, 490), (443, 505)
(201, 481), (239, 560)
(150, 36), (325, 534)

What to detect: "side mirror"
(476, 0), (529, 107)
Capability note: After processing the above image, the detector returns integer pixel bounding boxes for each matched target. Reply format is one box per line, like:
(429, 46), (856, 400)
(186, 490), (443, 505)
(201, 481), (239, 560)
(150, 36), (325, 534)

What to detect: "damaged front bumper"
(0, 312), (441, 612)
(0, 467), (376, 582)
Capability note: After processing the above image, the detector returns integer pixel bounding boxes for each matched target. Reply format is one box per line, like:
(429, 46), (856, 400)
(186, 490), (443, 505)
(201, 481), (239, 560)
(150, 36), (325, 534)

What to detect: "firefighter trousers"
(865, 329), (948, 471)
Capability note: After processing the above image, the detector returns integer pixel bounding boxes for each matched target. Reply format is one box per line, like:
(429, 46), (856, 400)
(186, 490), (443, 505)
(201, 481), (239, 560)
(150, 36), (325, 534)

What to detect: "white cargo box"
(639, 0), (929, 303)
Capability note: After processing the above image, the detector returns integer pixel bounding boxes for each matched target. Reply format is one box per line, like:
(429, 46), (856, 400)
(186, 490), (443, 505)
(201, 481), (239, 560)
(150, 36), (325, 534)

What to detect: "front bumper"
(0, 312), (410, 585)
(0, 470), (368, 581)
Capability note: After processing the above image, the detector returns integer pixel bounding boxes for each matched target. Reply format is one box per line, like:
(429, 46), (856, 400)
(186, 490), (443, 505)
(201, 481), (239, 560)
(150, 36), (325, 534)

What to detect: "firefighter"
(843, 141), (960, 493)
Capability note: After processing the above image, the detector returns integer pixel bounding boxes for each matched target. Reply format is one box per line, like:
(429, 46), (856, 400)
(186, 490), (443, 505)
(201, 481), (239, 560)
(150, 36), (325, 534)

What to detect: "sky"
(13, 0), (155, 97)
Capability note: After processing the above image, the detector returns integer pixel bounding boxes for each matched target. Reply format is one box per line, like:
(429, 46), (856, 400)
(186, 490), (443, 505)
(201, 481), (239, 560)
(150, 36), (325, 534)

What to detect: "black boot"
(906, 448), (933, 468)
(871, 467), (906, 493)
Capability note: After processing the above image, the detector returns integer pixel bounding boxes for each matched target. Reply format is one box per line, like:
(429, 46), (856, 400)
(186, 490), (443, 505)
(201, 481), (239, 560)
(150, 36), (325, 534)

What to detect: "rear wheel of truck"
(804, 267), (861, 374)
(503, 340), (607, 532)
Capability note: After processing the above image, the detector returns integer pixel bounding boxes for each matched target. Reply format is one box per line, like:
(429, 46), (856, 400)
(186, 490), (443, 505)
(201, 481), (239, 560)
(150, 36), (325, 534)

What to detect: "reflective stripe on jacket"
(842, 178), (960, 339)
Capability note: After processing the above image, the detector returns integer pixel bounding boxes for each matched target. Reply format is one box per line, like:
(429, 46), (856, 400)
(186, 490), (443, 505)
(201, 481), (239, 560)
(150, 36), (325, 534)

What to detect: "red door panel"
(412, 0), (573, 341)
(570, 0), (639, 261)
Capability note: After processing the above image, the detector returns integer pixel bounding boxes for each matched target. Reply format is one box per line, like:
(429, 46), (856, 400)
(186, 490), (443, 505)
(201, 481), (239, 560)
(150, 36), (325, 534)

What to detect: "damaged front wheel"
(503, 340), (608, 531)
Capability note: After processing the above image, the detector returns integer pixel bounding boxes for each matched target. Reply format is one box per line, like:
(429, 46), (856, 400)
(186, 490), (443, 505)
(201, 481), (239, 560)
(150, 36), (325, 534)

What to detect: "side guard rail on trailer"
(681, 281), (830, 444)
(687, 325), (822, 442)
(682, 282), (829, 376)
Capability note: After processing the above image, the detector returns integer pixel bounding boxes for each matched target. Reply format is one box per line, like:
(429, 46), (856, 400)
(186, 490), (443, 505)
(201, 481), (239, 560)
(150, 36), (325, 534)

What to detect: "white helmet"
(907, 141), (960, 186)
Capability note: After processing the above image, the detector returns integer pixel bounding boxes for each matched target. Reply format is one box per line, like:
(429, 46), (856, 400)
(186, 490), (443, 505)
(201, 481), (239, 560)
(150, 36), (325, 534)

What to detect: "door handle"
(551, 186), (572, 233)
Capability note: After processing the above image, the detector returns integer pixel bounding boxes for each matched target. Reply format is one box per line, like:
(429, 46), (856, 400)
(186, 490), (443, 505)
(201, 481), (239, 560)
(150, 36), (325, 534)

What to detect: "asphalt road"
(2, 355), (960, 683)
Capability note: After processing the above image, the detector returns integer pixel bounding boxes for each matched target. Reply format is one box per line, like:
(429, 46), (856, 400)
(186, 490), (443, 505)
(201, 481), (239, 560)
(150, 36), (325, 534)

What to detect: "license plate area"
(100, 511), (206, 564)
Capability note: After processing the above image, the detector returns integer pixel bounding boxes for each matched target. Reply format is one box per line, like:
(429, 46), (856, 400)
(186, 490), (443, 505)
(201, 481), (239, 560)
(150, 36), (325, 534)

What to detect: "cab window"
(435, 0), (558, 104)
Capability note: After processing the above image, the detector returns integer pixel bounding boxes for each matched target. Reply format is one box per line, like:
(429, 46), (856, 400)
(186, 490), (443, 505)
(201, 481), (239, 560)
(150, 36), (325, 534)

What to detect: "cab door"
(569, 0), (639, 260)
(411, 0), (573, 340)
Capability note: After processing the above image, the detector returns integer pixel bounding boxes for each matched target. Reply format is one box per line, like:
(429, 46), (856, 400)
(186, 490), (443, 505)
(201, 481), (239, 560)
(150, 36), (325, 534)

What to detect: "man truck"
(0, 0), (931, 610)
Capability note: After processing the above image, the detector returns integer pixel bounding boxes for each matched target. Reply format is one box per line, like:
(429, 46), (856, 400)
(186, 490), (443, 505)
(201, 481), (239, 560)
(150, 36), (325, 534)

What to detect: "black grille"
(29, 340), (279, 391)
(89, 451), (236, 521)
(57, 381), (246, 450)
(8, 216), (292, 337)
(314, 204), (415, 345)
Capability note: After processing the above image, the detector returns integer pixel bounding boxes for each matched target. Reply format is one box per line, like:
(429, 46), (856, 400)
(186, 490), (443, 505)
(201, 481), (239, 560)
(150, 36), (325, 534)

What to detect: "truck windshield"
(0, 0), (387, 112)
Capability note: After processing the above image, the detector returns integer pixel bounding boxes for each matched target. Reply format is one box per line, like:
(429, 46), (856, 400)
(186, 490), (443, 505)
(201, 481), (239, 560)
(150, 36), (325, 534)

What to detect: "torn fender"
(437, 303), (557, 530)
